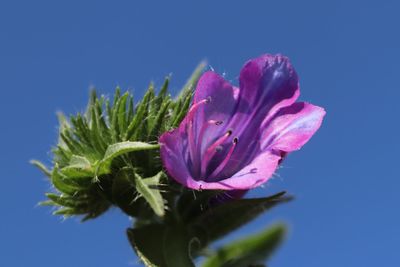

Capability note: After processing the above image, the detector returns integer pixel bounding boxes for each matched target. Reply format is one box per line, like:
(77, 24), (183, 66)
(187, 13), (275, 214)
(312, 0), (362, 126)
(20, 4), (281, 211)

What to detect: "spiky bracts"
(32, 63), (205, 221)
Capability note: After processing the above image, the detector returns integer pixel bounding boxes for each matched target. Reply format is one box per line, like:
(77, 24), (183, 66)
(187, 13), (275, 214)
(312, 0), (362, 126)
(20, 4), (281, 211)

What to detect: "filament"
(187, 98), (210, 171)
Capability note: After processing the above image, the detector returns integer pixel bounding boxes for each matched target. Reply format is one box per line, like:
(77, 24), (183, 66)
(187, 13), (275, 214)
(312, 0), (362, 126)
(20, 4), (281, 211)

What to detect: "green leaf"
(127, 95), (134, 123)
(127, 224), (167, 267)
(147, 83), (156, 114)
(110, 88), (122, 141)
(163, 223), (195, 267)
(60, 155), (94, 179)
(169, 61), (206, 128)
(60, 131), (84, 155)
(96, 141), (160, 175)
(56, 111), (70, 134)
(171, 90), (193, 128)
(95, 97), (112, 144)
(153, 77), (169, 110)
(89, 104), (107, 153)
(38, 200), (55, 206)
(135, 172), (165, 217)
(117, 92), (129, 137)
(125, 86), (154, 140)
(52, 144), (72, 167)
(36, 64), (211, 222)
(192, 192), (291, 243)
(112, 169), (141, 217)
(148, 100), (171, 140)
(70, 114), (91, 147)
(70, 155), (91, 165)
(80, 200), (111, 222)
(51, 165), (82, 195)
(30, 160), (51, 177)
(179, 61), (207, 97)
(45, 193), (88, 208)
(177, 190), (222, 222)
(201, 224), (286, 267)
(53, 207), (86, 216)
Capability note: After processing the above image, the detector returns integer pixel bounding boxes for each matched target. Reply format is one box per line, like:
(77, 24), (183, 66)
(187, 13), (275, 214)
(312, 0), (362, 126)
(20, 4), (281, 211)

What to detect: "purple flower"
(160, 54), (325, 190)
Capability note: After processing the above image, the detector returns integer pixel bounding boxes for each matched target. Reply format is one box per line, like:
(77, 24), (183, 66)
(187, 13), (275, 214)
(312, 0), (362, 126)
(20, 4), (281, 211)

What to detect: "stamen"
(208, 137), (238, 179)
(186, 98), (209, 122)
(200, 131), (232, 176)
(187, 98), (210, 171)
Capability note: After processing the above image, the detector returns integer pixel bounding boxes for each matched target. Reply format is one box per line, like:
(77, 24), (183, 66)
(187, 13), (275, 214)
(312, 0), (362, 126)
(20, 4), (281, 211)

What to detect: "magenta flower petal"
(198, 151), (281, 190)
(238, 54), (300, 118)
(261, 102), (326, 152)
(159, 54), (325, 191)
(219, 55), (301, 177)
(159, 129), (192, 187)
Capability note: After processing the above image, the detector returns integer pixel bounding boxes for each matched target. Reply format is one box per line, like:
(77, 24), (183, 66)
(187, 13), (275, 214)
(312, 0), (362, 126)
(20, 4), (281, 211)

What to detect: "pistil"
(200, 130), (232, 176)
(208, 137), (238, 179)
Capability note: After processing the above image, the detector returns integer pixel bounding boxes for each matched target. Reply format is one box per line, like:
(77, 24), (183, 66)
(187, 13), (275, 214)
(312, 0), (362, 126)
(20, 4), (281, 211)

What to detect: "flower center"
(186, 97), (235, 180)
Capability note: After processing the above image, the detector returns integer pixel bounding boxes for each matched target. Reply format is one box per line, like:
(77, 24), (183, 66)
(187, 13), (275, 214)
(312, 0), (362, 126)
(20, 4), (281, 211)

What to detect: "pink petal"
(220, 54), (301, 176)
(238, 54), (300, 119)
(159, 129), (194, 187)
(186, 150), (281, 190)
(261, 102), (326, 152)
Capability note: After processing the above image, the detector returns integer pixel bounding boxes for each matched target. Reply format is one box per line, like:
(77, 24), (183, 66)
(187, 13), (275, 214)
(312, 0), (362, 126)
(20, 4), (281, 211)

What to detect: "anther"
(207, 120), (223, 126)
(215, 145), (223, 152)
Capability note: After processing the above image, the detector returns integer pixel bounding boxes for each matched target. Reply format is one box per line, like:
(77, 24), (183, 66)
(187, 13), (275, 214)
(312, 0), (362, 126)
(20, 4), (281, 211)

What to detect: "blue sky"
(1, 0), (399, 266)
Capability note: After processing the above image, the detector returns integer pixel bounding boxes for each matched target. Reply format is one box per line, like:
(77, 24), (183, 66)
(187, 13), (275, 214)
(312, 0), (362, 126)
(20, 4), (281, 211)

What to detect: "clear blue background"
(1, 0), (399, 266)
